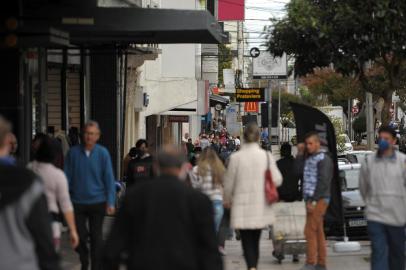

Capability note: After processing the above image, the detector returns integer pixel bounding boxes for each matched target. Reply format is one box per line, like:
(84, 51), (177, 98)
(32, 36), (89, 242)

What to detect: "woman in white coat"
(224, 123), (282, 270)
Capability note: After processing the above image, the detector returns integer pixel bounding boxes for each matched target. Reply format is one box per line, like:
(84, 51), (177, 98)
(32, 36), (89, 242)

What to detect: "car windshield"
(339, 134), (351, 143)
(341, 168), (360, 190)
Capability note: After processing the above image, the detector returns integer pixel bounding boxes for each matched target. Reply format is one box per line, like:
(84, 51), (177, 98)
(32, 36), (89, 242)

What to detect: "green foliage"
(272, 91), (304, 118)
(330, 116), (346, 153)
(267, 0), (406, 125)
(218, 44), (232, 85)
(302, 68), (362, 104)
(353, 114), (367, 134)
(298, 86), (318, 106)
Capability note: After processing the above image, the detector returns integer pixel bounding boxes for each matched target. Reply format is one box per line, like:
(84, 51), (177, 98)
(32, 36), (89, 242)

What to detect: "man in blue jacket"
(65, 120), (116, 270)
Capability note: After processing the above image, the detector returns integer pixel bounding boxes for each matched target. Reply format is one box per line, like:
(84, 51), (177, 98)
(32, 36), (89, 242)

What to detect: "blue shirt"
(0, 156), (16, 166)
(64, 144), (116, 207)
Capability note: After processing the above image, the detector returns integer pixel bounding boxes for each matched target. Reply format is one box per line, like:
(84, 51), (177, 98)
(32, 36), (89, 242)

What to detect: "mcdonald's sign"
(244, 102), (258, 113)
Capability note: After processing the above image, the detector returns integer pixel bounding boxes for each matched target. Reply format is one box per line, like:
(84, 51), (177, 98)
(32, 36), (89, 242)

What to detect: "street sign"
(168, 115), (189, 123)
(236, 88), (265, 102)
(253, 52), (287, 79)
(250, 47), (260, 58)
(244, 102), (259, 112)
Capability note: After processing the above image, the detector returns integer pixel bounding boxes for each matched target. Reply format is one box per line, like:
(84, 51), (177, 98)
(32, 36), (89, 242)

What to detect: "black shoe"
(235, 230), (241, 241)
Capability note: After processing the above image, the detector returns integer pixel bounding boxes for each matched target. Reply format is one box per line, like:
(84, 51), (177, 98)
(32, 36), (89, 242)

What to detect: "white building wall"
(135, 0), (202, 139)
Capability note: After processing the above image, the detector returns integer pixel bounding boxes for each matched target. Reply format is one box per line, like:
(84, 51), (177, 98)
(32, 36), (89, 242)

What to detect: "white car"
(338, 134), (353, 152)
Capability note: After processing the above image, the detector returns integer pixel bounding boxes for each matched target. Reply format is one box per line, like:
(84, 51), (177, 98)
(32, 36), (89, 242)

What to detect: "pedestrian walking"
(186, 138), (195, 159)
(31, 132), (48, 161)
(191, 147), (226, 233)
(28, 136), (79, 251)
(200, 134), (210, 149)
(277, 143), (302, 202)
(224, 123), (283, 270)
(0, 115), (60, 270)
(234, 136), (241, 150)
(301, 132), (333, 270)
(103, 146), (222, 270)
(126, 139), (154, 187)
(359, 126), (406, 270)
(64, 120), (116, 270)
(122, 146), (137, 180)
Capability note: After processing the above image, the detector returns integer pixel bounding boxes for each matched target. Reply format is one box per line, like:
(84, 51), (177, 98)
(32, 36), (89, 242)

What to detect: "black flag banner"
(290, 102), (343, 224)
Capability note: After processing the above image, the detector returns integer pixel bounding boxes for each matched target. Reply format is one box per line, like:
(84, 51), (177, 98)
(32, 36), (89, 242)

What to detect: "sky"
(244, 0), (290, 50)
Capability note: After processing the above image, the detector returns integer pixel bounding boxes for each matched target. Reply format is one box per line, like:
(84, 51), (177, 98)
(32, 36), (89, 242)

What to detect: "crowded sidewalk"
(60, 225), (371, 270)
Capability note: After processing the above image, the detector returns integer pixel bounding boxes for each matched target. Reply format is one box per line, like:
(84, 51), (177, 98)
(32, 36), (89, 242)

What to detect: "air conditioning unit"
(134, 87), (147, 112)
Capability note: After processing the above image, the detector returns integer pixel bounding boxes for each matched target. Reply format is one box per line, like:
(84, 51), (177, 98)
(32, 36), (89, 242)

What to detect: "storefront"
(1, 1), (224, 175)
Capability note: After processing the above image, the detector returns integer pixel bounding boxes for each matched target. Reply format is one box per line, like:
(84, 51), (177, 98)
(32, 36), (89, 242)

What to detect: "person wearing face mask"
(126, 139), (154, 187)
(103, 145), (222, 270)
(359, 126), (406, 270)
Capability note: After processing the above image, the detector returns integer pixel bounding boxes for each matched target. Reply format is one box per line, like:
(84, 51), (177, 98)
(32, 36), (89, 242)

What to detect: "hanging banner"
(290, 102), (343, 224)
(218, 0), (245, 21)
(236, 88), (265, 102)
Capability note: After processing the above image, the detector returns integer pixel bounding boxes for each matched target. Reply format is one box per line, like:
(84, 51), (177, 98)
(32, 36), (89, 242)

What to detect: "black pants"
(240, 229), (262, 269)
(74, 203), (105, 270)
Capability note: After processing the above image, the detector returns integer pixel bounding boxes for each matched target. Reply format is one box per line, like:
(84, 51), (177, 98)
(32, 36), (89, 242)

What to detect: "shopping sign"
(236, 88), (265, 102)
(244, 102), (258, 113)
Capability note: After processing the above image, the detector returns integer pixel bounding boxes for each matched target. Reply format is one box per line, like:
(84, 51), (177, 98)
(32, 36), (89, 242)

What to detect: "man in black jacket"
(0, 115), (60, 270)
(276, 143), (302, 202)
(126, 139), (154, 187)
(104, 146), (222, 270)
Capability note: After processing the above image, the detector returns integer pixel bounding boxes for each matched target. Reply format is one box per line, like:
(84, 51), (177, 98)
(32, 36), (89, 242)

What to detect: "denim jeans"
(212, 200), (224, 234)
(367, 220), (405, 270)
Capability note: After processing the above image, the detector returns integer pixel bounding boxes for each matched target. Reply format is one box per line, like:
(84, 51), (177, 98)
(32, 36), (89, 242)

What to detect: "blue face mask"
(378, 139), (390, 151)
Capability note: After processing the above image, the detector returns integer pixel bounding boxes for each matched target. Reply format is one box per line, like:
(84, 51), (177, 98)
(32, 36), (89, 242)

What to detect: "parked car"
(338, 134), (354, 153)
(325, 163), (368, 240)
(338, 150), (374, 164)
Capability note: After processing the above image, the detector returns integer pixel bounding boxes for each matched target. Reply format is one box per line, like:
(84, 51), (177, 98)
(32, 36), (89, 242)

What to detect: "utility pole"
(268, 80), (273, 149)
(366, 92), (374, 150)
(347, 98), (352, 140)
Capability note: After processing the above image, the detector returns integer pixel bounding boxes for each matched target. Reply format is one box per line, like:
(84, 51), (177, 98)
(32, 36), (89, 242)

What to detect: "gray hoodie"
(359, 151), (406, 227)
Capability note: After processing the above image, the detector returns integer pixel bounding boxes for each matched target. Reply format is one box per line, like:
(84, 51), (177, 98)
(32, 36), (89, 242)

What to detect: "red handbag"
(265, 151), (279, 204)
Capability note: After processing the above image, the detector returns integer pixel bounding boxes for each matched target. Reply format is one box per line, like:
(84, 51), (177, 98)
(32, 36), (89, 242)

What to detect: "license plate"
(348, 219), (367, 227)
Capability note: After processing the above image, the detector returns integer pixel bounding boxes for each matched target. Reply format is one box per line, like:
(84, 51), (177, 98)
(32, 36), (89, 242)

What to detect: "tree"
(353, 114), (367, 135)
(301, 67), (362, 107)
(267, 0), (406, 125)
(272, 91), (304, 118)
(218, 44), (232, 85)
(330, 116), (347, 154)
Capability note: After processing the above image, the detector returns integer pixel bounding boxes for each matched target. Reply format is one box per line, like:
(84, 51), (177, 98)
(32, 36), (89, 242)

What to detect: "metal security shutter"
(47, 67), (62, 131)
(67, 71), (81, 129)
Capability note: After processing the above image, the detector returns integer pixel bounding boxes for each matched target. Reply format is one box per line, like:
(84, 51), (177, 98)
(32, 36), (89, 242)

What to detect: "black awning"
(19, 6), (224, 46)
(210, 94), (229, 108)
